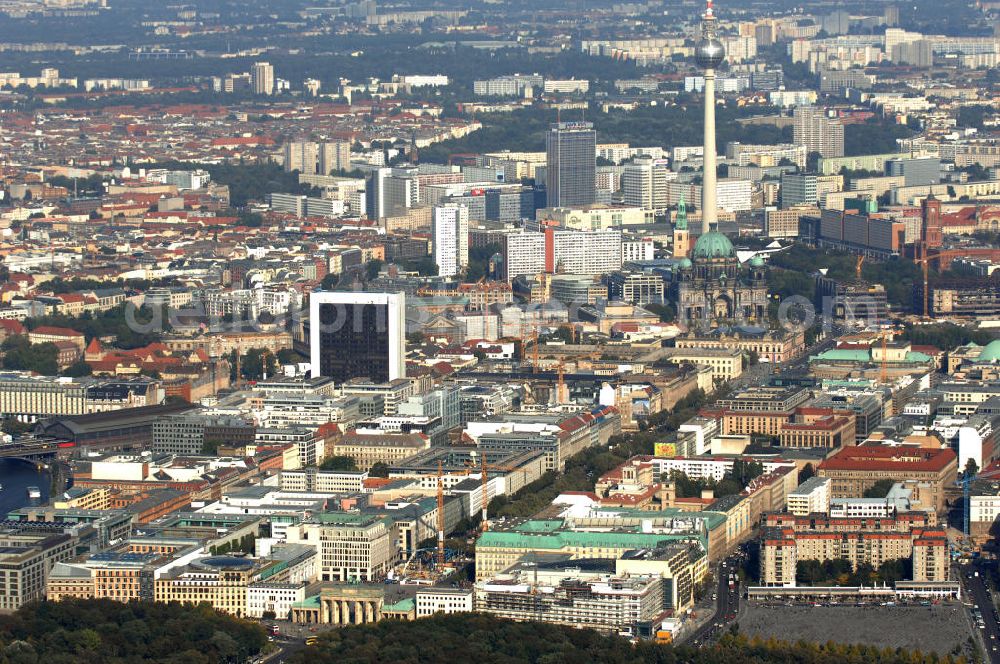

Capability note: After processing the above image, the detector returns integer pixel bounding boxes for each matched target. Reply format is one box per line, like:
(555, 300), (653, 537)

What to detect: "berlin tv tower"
(695, 0), (725, 236)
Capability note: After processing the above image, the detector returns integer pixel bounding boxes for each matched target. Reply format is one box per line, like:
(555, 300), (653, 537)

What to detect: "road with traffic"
(683, 555), (742, 647)
(961, 561), (1000, 663)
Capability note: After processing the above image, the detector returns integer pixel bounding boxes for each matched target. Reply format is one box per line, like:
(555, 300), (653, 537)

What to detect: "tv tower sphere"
(695, 0), (725, 69)
(695, 38), (725, 69)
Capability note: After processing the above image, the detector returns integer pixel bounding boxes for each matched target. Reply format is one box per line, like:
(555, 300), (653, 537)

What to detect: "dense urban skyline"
(1, 0), (1000, 660)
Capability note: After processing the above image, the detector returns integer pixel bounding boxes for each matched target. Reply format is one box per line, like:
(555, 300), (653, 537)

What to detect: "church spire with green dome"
(675, 197), (687, 231)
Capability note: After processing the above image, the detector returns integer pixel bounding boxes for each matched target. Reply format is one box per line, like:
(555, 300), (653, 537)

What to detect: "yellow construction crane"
(556, 360), (568, 404)
(855, 255), (864, 280)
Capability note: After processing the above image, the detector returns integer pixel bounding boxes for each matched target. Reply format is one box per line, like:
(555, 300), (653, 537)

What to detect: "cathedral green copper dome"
(979, 340), (1000, 363)
(749, 256), (765, 267)
(678, 257), (693, 268)
(693, 230), (734, 259)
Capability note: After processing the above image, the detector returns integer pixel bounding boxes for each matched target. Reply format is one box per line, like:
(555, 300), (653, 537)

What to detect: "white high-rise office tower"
(432, 204), (470, 278)
(622, 156), (670, 210)
(251, 62), (275, 95)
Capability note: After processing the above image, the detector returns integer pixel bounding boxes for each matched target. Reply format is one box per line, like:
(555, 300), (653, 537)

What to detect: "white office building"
(415, 588), (475, 617)
(622, 156), (671, 211)
(787, 476), (831, 516)
(432, 204), (470, 278)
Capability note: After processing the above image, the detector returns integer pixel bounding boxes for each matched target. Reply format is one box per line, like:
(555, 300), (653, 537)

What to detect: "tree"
(148, 161), (320, 207)
(798, 463), (815, 483)
(2, 337), (59, 376)
(365, 259), (384, 282)
(277, 348), (300, 364)
(238, 347), (278, 381)
(957, 105), (994, 130)
(403, 256), (438, 276)
(863, 478), (896, 498)
(0, 598), (266, 662)
(62, 360), (92, 377)
(369, 462), (390, 477)
(806, 151), (822, 172)
(965, 458), (979, 479)
(645, 303), (676, 323)
(465, 244), (503, 281)
(202, 438), (226, 455)
(844, 119), (914, 157)
(320, 455), (359, 471)
(2, 419), (34, 435)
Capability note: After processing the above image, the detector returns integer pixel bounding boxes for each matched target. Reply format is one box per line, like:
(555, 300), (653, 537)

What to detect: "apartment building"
(474, 514), (717, 581)
(465, 407), (621, 473)
(658, 347), (743, 386)
(622, 156), (671, 210)
(152, 412), (256, 455)
(760, 525), (948, 587)
(0, 530), (77, 612)
(673, 328), (805, 364)
(415, 588), (474, 617)
(793, 106), (844, 158)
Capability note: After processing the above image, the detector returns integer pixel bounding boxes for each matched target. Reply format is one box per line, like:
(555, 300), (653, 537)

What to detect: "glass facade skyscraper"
(310, 292), (406, 383)
(545, 122), (597, 208)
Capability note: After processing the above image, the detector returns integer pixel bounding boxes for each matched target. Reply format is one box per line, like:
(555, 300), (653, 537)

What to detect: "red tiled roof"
(819, 444), (956, 472)
(0, 320), (25, 335)
(30, 325), (84, 338)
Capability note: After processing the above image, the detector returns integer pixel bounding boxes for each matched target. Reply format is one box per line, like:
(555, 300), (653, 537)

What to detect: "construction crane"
(855, 255), (864, 280)
(555, 360), (568, 405)
(480, 457), (490, 533)
(962, 472), (973, 538)
(436, 462), (445, 569)
(879, 329), (889, 384)
(532, 326), (540, 373)
(517, 316), (542, 374)
(911, 247), (972, 319)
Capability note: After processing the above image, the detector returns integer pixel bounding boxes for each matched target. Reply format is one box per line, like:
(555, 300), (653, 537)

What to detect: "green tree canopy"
(0, 598), (266, 663)
(320, 456), (359, 471)
(863, 478), (896, 498)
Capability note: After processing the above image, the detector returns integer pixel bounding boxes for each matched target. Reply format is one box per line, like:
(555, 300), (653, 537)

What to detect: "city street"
(961, 561), (1000, 663)
(682, 555), (742, 647)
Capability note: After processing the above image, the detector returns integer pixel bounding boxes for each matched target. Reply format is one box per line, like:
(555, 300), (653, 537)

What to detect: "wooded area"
(0, 599), (266, 664)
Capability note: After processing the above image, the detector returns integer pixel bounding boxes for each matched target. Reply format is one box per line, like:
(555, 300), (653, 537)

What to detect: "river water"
(0, 458), (50, 517)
